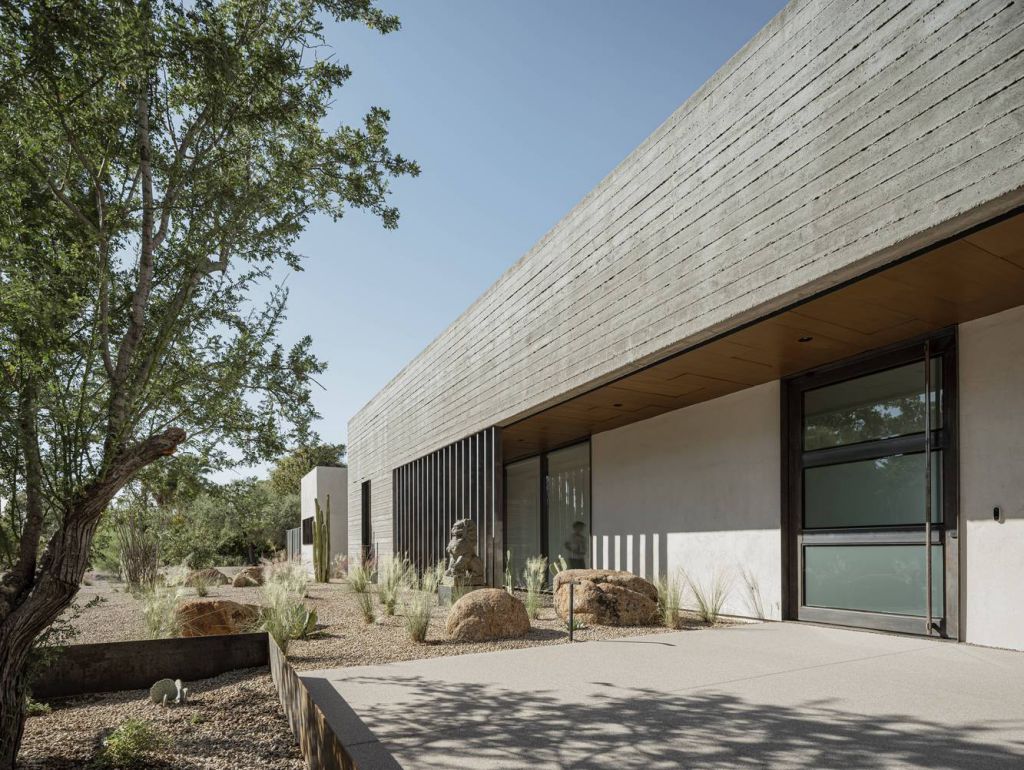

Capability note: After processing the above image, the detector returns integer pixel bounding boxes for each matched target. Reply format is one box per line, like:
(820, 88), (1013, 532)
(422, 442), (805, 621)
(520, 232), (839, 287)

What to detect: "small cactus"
(313, 496), (330, 583)
(149, 678), (189, 707)
(549, 555), (569, 578)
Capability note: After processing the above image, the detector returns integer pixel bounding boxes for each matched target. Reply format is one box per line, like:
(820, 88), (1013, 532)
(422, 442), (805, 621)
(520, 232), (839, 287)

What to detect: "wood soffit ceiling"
(501, 211), (1024, 462)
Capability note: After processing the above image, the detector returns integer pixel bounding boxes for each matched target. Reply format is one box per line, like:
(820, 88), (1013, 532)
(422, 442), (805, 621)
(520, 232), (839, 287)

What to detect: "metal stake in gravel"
(568, 580), (578, 642)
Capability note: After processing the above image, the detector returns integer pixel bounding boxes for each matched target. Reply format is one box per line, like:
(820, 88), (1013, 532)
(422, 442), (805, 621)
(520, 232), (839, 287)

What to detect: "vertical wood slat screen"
(392, 427), (503, 584)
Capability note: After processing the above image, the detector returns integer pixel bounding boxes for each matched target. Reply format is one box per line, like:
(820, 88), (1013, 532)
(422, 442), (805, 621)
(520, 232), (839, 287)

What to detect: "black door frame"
(782, 329), (960, 637)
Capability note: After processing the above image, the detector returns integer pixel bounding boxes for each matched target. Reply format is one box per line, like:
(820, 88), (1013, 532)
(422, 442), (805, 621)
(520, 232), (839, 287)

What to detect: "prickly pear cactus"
(149, 678), (178, 706)
(149, 678), (189, 706)
(313, 495), (330, 583)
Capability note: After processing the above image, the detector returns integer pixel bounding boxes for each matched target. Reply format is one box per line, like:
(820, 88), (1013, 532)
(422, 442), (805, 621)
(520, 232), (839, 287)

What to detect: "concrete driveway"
(300, 622), (1024, 769)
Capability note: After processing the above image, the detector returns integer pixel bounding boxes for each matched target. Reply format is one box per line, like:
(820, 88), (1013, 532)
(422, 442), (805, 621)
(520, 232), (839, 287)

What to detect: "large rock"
(184, 568), (229, 587)
(445, 588), (530, 642)
(232, 566), (264, 587)
(177, 599), (260, 637)
(553, 569), (659, 626)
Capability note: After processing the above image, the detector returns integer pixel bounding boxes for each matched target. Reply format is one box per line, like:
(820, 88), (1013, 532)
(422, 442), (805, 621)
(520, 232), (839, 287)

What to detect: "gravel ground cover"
(17, 667), (303, 770)
(67, 572), (263, 644)
(24, 570), (739, 768)
(285, 580), (716, 670)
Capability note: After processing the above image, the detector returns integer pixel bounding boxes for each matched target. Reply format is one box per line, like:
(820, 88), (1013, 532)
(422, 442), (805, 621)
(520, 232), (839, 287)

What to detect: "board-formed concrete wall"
(348, 0), (1024, 556)
(959, 304), (1024, 651)
(591, 382), (782, 620)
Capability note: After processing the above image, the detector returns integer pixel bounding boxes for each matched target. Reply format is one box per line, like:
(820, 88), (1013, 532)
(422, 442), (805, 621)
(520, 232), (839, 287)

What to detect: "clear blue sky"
(263, 0), (787, 468)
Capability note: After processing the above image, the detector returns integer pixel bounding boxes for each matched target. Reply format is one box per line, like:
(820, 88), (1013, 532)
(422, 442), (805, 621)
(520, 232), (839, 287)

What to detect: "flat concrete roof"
(301, 622), (1024, 769)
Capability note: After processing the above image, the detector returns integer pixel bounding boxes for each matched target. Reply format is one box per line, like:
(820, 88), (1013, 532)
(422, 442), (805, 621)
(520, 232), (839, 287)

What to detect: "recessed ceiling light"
(798, 336), (813, 343)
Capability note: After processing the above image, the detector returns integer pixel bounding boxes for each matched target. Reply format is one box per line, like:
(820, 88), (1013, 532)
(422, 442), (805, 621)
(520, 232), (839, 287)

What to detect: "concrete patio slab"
(300, 623), (1024, 769)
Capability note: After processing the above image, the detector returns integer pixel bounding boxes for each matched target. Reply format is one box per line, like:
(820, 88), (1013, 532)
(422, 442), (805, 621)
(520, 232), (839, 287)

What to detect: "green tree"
(268, 442), (347, 498)
(0, 1), (417, 763)
(162, 478), (297, 567)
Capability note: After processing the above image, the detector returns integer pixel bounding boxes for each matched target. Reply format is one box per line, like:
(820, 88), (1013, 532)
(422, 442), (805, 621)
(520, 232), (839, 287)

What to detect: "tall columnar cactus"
(313, 495), (330, 583)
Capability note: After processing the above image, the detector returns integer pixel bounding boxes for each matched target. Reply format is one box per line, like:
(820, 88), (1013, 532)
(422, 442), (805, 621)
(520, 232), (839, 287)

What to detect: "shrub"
(655, 572), (683, 629)
(191, 572), (213, 597)
(259, 581), (317, 653)
(93, 719), (165, 769)
(420, 560), (445, 595)
(685, 569), (733, 625)
(403, 590), (433, 643)
(347, 561), (376, 594)
(356, 590), (375, 624)
(139, 586), (184, 639)
(564, 615), (587, 633)
(330, 554), (349, 579)
(739, 566), (767, 620)
(114, 509), (160, 592)
(377, 557), (412, 616)
(25, 698), (51, 717)
(163, 562), (189, 588)
(523, 556), (547, 620)
(268, 563), (309, 598)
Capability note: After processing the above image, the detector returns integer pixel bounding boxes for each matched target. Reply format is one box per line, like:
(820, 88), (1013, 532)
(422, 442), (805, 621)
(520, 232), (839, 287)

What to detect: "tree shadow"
(312, 672), (1024, 769)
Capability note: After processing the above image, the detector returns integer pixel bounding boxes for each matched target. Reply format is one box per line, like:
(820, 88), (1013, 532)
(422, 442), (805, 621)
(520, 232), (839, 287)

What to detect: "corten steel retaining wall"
(347, 0), (1024, 563)
(32, 632), (269, 699)
(269, 639), (386, 770)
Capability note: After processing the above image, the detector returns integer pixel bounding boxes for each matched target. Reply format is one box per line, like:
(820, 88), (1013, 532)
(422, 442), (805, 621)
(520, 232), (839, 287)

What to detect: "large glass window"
(546, 443), (591, 570)
(803, 359), (941, 451)
(790, 338), (955, 634)
(505, 457), (541, 582)
(804, 544), (944, 616)
(804, 451), (942, 529)
(504, 442), (591, 584)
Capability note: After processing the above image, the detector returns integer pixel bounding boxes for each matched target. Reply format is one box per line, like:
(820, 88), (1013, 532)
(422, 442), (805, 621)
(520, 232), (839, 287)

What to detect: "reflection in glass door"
(786, 334), (957, 636)
(546, 444), (591, 570)
(505, 457), (541, 584)
(503, 442), (591, 585)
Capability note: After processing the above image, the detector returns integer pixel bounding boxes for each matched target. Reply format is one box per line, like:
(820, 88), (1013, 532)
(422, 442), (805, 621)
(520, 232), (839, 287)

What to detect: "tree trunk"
(0, 427), (184, 768)
(0, 641), (28, 770)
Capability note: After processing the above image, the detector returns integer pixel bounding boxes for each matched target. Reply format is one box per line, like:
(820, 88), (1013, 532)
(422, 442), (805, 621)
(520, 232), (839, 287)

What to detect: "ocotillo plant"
(313, 495), (331, 583)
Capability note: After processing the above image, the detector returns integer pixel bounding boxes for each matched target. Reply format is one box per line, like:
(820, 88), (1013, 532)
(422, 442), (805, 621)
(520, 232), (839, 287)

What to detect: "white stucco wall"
(959, 304), (1024, 651)
(300, 466), (349, 573)
(591, 381), (782, 620)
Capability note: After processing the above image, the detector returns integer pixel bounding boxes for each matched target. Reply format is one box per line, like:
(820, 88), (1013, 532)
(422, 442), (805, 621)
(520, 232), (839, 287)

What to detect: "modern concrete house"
(347, 0), (1024, 650)
(299, 466), (348, 573)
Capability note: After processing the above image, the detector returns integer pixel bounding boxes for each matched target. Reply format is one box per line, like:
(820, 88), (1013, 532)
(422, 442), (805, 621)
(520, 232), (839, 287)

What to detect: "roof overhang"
(502, 209), (1024, 462)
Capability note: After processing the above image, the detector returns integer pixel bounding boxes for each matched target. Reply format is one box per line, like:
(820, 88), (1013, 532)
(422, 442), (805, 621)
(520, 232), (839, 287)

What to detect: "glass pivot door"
(786, 334), (958, 637)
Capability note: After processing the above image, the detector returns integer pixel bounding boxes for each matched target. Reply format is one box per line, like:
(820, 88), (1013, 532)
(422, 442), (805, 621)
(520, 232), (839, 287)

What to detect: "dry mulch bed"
(17, 667), (303, 770)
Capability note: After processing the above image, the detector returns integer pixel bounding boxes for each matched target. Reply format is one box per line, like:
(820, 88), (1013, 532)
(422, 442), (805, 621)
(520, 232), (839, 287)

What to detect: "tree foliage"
(268, 442), (346, 498)
(0, 1), (417, 763)
(161, 478), (297, 567)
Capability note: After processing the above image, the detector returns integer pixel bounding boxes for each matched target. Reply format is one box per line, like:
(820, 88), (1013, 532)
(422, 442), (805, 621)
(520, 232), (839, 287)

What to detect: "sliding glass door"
(504, 441), (591, 584)
(787, 334), (958, 636)
(505, 457), (541, 584)
(546, 443), (591, 570)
